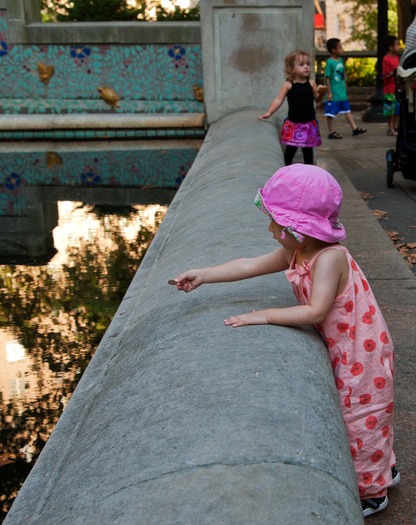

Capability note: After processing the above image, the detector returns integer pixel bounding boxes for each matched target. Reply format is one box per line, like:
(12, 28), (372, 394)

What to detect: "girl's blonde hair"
(284, 50), (311, 81)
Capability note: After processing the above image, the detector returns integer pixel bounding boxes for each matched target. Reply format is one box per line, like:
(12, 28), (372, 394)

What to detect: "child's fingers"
(224, 316), (246, 328)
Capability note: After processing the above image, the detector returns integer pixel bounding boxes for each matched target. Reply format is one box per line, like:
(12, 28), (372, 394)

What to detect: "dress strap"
(300, 244), (347, 268)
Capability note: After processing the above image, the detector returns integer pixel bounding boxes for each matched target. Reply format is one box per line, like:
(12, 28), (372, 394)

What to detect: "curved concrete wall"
(4, 108), (363, 524)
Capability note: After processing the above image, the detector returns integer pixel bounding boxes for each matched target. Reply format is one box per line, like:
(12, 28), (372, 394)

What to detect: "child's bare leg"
(345, 111), (357, 130)
(326, 116), (334, 134)
(327, 117), (343, 139)
(345, 112), (367, 136)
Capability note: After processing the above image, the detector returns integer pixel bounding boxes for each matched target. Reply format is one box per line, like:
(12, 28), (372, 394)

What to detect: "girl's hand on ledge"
(224, 310), (268, 327)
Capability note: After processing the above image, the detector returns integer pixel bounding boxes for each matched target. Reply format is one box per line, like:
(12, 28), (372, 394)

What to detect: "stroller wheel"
(386, 149), (395, 188)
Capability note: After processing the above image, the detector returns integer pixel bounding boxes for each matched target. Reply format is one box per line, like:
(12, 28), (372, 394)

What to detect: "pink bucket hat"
(255, 164), (346, 243)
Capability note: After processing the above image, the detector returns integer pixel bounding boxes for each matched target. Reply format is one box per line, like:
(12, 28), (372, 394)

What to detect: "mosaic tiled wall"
(0, 11), (203, 114)
(0, 144), (200, 216)
(0, 9), (205, 218)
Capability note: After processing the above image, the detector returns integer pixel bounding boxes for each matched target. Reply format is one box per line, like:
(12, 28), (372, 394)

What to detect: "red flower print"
(341, 352), (348, 365)
(344, 300), (354, 312)
(351, 260), (358, 271)
(362, 311), (373, 324)
(349, 326), (356, 340)
(376, 475), (386, 486)
(363, 339), (376, 352)
(365, 415), (377, 430)
(331, 356), (340, 368)
(281, 121), (295, 141)
(337, 322), (349, 333)
(382, 425), (390, 438)
(350, 446), (357, 458)
(374, 377), (386, 389)
(358, 485), (366, 497)
(369, 305), (376, 315)
(371, 450), (384, 463)
(360, 393), (372, 405)
(385, 402), (394, 414)
(350, 362), (364, 376)
(356, 438), (363, 450)
(354, 283), (359, 295)
(361, 279), (369, 291)
(363, 472), (373, 485)
(326, 337), (335, 348)
(335, 377), (344, 390)
(380, 332), (389, 344)
(344, 395), (351, 408)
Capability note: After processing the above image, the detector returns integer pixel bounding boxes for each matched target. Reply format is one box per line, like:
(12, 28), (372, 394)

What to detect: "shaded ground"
(317, 111), (416, 275)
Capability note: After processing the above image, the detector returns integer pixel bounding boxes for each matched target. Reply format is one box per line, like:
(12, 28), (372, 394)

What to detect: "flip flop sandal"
(352, 127), (367, 136)
(328, 131), (343, 139)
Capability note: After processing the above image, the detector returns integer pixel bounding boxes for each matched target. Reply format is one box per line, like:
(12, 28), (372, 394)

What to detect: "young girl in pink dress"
(258, 50), (327, 166)
(172, 164), (399, 518)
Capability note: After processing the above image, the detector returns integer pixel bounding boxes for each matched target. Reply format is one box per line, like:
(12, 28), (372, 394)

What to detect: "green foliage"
(41, 0), (201, 22)
(337, 0), (398, 50)
(155, 3), (200, 21)
(54, 0), (146, 22)
(345, 57), (377, 86)
(319, 57), (377, 87)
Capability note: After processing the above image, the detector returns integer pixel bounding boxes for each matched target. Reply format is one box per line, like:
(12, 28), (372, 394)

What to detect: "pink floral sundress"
(286, 245), (395, 498)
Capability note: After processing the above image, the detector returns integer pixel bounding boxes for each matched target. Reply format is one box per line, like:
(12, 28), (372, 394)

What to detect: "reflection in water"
(0, 201), (167, 522)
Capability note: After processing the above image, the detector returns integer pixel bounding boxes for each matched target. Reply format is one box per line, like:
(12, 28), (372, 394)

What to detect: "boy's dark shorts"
(324, 100), (351, 117)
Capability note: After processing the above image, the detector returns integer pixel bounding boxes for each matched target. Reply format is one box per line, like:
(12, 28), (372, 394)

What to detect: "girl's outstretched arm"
(224, 248), (347, 327)
(258, 81), (291, 119)
(172, 248), (292, 293)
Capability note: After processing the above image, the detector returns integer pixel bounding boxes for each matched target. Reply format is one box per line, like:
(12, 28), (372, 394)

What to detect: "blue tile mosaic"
(0, 145), (200, 216)
(0, 11), (203, 115)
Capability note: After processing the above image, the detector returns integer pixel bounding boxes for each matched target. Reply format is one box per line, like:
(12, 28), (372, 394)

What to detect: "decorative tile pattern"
(0, 11), (205, 217)
(0, 145), (200, 216)
(0, 11), (203, 114)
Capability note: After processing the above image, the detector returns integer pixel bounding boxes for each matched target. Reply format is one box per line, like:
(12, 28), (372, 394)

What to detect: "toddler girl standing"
(259, 51), (326, 166)
(172, 164), (399, 518)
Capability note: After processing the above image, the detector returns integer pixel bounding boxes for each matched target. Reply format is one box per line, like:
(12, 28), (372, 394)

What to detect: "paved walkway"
(316, 111), (416, 524)
(318, 111), (416, 268)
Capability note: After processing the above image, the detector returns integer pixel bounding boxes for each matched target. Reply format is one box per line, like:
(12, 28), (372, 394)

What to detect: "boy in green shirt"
(324, 38), (367, 139)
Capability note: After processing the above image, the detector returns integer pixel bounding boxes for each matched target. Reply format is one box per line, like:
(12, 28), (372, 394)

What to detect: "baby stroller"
(386, 49), (416, 188)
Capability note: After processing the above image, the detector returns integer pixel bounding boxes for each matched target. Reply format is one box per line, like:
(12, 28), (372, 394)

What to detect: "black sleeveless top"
(287, 81), (316, 123)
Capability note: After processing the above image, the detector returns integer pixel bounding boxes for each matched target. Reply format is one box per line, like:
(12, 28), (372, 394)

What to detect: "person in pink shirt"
(383, 35), (401, 136)
(172, 164), (399, 518)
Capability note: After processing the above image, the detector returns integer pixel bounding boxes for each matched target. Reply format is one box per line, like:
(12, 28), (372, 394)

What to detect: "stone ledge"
(0, 113), (205, 130)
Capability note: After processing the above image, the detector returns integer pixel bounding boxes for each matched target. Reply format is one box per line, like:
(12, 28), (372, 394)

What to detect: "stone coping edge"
(0, 113), (205, 130)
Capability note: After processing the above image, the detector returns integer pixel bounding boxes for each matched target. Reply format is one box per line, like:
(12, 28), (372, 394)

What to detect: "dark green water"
(0, 198), (168, 521)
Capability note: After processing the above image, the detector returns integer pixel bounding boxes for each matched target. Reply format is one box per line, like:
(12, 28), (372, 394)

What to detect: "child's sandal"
(328, 131), (343, 139)
(352, 127), (367, 136)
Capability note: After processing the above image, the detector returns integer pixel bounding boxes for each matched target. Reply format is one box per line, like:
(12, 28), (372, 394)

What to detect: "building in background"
(315, 0), (361, 50)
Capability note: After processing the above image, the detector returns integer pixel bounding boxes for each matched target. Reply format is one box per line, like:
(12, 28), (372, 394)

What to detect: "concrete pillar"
(4, 109), (363, 524)
(201, 0), (314, 123)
